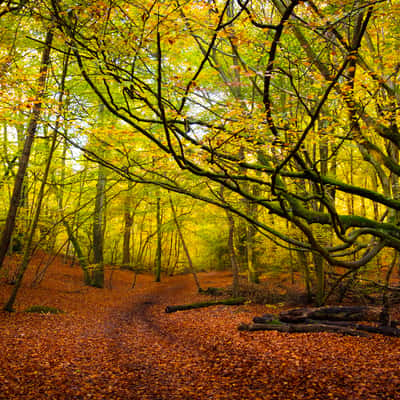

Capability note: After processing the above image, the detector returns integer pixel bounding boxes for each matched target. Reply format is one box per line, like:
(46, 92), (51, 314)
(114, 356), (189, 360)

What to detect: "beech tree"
(0, 0), (397, 304)
(46, 0), (400, 273)
(0, 27), (53, 270)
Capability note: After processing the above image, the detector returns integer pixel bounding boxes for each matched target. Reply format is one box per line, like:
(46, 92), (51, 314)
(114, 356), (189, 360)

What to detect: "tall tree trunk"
(313, 251), (325, 306)
(169, 196), (201, 291)
(220, 186), (240, 296)
(90, 104), (107, 288)
(64, 220), (90, 283)
(3, 114), (58, 311)
(92, 162), (106, 288)
(226, 211), (240, 298)
(3, 41), (72, 310)
(53, 145), (90, 284)
(0, 30), (53, 270)
(154, 194), (162, 282)
(122, 181), (133, 267)
(246, 199), (258, 284)
(16, 123), (28, 237)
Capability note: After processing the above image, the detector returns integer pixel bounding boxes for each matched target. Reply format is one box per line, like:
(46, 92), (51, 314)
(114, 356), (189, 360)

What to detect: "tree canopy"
(46, 0), (400, 267)
(0, 0), (400, 305)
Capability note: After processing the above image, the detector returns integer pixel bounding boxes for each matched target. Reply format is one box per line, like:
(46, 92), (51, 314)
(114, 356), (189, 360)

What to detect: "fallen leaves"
(0, 257), (399, 399)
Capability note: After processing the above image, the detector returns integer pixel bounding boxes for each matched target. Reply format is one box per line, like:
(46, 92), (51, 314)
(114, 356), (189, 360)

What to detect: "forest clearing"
(1, 253), (400, 400)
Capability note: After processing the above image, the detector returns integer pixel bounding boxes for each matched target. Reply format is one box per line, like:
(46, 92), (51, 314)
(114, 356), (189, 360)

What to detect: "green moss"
(24, 305), (64, 314)
(267, 319), (284, 325)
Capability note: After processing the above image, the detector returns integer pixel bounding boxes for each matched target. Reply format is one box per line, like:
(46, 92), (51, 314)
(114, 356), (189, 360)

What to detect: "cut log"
(165, 297), (245, 313)
(279, 306), (380, 323)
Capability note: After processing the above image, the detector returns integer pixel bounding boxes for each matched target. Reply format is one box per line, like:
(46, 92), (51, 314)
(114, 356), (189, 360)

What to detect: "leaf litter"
(0, 256), (399, 399)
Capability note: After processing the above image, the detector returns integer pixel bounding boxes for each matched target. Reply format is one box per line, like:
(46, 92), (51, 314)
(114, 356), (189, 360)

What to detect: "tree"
(169, 195), (201, 291)
(91, 159), (106, 287)
(122, 181), (134, 268)
(0, 0), (28, 17)
(43, 0), (400, 298)
(154, 190), (162, 282)
(89, 106), (107, 288)
(0, 28), (53, 270)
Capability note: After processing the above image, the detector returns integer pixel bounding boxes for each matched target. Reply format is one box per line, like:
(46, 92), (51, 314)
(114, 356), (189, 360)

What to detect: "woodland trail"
(1, 267), (400, 399)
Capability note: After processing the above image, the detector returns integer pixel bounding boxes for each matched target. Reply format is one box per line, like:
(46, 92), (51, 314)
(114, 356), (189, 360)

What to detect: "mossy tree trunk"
(92, 162), (106, 288)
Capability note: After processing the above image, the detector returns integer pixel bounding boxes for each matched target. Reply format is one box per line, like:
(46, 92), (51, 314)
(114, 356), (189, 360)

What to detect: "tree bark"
(226, 210), (240, 298)
(122, 181), (133, 267)
(154, 194), (162, 282)
(90, 104), (107, 288)
(240, 306), (400, 337)
(92, 161), (106, 288)
(238, 322), (369, 336)
(169, 196), (201, 291)
(239, 320), (400, 337)
(0, 29), (53, 270)
(279, 306), (381, 323)
(4, 119), (58, 311)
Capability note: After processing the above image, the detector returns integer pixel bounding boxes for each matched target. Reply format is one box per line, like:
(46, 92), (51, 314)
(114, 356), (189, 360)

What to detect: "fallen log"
(238, 322), (369, 337)
(352, 324), (400, 337)
(253, 314), (276, 324)
(304, 319), (400, 336)
(279, 306), (380, 323)
(165, 297), (245, 313)
(305, 319), (400, 333)
(242, 305), (400, 337)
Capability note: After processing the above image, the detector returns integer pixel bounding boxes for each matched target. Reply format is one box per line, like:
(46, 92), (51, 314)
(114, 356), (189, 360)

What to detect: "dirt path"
(1, 271), (400, 399)
(102, 277), (264, 400)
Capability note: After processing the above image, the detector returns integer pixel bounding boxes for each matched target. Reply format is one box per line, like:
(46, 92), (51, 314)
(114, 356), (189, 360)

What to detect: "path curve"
(1, 272), (400, 399)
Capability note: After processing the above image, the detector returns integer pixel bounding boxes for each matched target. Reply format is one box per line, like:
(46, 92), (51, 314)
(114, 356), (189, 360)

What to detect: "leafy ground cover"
(1, 255), (400, 399)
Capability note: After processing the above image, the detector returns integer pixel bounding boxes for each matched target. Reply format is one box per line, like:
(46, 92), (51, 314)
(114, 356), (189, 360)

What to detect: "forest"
(0, 0), (400, 399)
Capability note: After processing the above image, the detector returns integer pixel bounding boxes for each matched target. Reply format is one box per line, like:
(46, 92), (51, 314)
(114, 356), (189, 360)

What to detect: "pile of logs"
(238, 306), (400, 337)
(165, 297), (245, 313)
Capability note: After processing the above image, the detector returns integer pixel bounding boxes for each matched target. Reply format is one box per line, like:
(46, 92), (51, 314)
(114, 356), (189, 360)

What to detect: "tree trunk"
(53, 138), (90, 284)
(226, 210), (240, 298)
(154, 194), (162, 282)
(313, 251), (325, 306)
(122, 181), (133, 267)
(89, 103), (107, 288)
(246, 188), (259, 284)
(0, 29), (53, 270)
(92, 161), (106, 288)
(4, 123), (58, 311)
(169, 196), (201, 291)
(64, 220), (90, 284)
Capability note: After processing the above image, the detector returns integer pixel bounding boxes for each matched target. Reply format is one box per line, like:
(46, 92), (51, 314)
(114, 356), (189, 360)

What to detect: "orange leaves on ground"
(0, 259), (400, 399)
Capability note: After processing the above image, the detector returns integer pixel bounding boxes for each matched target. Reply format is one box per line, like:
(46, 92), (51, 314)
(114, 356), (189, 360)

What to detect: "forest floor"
(0, 254), (400, 399)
